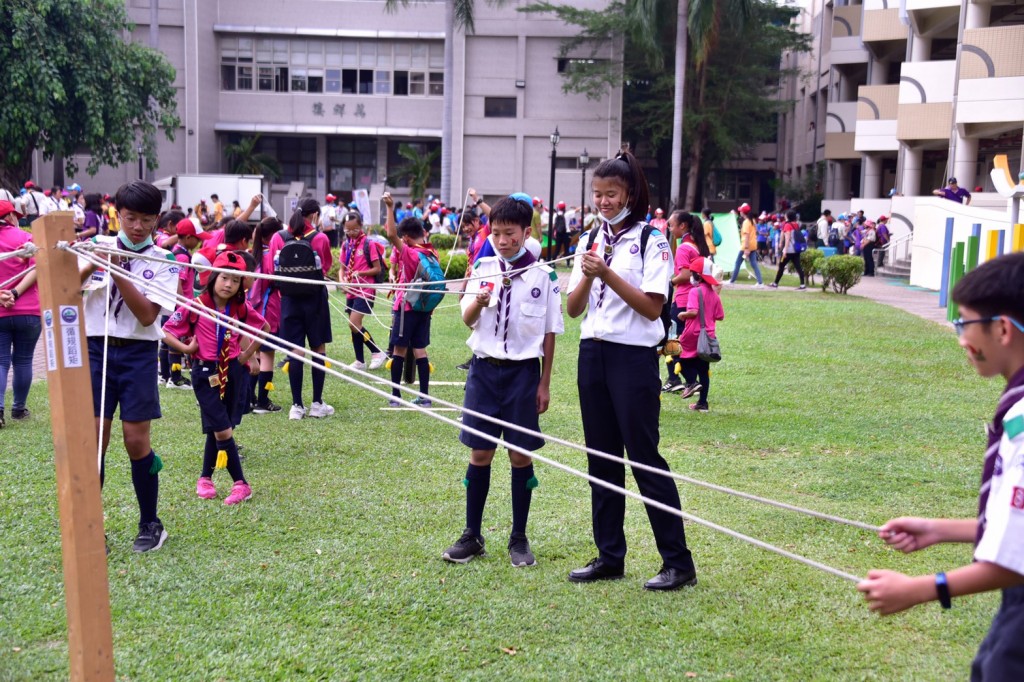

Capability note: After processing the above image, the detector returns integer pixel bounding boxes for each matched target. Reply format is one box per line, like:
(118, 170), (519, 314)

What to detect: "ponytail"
(688, 213), (711, 257)
(252, 216), (283, 265)
(289, 197), (320, 235)
(591, 148), (650, 229)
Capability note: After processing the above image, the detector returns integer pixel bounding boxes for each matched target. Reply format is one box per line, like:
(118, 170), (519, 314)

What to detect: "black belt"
(88, 336), (151, 347)
(475, 355), (534, 367)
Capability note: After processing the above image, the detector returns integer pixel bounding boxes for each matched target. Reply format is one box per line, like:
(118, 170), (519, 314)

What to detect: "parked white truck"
(153, 174), (265, 221)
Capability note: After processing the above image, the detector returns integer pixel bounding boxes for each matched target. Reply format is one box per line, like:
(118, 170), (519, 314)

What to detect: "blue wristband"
(935, 572), (952, 609)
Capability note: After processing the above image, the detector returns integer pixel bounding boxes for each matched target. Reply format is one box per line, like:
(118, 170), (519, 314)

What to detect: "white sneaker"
(369, 352), (387, 370)
(349, 360), (367, 370)
(288, 404), (306, 420)
(309, 401), (335, 418)
(753, 283), (764, 289)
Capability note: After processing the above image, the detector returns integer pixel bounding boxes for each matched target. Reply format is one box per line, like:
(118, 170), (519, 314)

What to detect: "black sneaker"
(167, 377), (192, 389)
(442, 528), (486, 563)
(661, 379), (683, 393)
(11, 407), (29, 420)
(132, 521), (168, 553)
(679, 383), (702, 399)
(0, 410), (5, 429)
(508, 533), (536, 567)
(455, 359), (471, 371)
(252, 400), (283, 414)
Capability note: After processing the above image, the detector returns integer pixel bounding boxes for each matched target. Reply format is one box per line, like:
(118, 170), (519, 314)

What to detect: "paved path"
(6, 272), (948, 392)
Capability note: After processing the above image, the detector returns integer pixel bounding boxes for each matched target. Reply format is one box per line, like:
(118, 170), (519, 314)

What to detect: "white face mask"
(606, 204), (631, 226)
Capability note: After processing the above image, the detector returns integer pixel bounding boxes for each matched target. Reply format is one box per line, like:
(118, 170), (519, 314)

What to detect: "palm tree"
(223, 134), (282, 179)
(386, 143), (441, 202)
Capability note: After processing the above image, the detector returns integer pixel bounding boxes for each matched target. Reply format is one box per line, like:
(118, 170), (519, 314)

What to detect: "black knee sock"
(218, 436), (246, 484)
(403, 353), (416, 384)
(256, 370), (273, 404)
(159, 345), (170, 381)
(248, 372), (258, 407)
(362, 328), (381, 354)
(351, 330), (365, 363)
(390, 355), (405, 398)
(511, 465), (536, 535)
(311, 359), (325, 403)
(201, 433), (217, 478)
(169, 352), (183, 381)
(100, 451), (106, 489)
(130, 451), (161, 525)
(464, 463), (491, 536)
(669, 355), (682, 381)
(416, 357), (430, 396)
(288, 356), (304, 406)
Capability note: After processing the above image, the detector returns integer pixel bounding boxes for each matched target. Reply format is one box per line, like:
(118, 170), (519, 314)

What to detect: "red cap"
(655, 208), (664, 215)
(0, 200), (24, 219)
(24, 181), (35, 189)
(532, 197), (542, 207)
(43, 189), (52, 197)
(877, 215), (888, 223)
(690, 257), (721, 287)
(176, 218), (212, 240)
(557, 201), (566, 210)
(325, 194), (336, 202)
(212, 250), (248, 272)
(738, 203), (751, 214)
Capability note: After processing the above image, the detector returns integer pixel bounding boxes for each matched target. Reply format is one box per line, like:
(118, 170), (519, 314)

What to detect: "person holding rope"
(79, 180), (179, 553)
(0, 200), (41, 428)
(382, 192), (437, 408)
(441, 194), (564, 567)
(565, 149), (699, 591)
(248, 217), (284, 414)
(269, 198), (335, 420)
(339, 209), (387, 371)
(858, 253), (1024, 679)
(163, 251), (269, 505)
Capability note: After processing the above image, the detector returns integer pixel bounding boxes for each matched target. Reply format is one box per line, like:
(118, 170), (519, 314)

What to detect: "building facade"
(34, 0), (622, 213)
(777, 0), (1023, 208)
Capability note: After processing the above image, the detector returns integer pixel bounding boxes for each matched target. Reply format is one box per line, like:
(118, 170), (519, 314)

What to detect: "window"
(387, 140), (441, 190)
(226, 135), (317, 189)
(484, 97), (517, 118)
(375, 70), (391, 95)
(557, 57), (609, 73)
(707, 171), (754, 202)
(394, 71), (409, 96)
(326, 69), (341, 93)
(328, 138), (378, 193)
(429, 72), (444, 96)
(409, 72), (425, 96)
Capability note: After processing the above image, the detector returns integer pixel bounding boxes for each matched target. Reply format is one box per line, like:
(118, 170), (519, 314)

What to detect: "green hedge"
(437, 250), (468, 280)
(801, 248), (825, 286)
(820, 254), (864, 294)
(428, 233), (457, 251)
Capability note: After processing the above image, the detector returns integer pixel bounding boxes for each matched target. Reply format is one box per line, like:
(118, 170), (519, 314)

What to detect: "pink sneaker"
(224, 481), (252, 506)
(196, 476), (217, 499)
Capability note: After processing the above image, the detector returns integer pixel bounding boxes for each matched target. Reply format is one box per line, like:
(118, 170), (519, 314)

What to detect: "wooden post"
(31, 213), (115, 681)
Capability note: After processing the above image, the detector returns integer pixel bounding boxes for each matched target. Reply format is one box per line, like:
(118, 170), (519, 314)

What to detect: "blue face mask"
(606, 204), (631, 226)
(117, 228), (153, 252)
(500, 245), (527, 263)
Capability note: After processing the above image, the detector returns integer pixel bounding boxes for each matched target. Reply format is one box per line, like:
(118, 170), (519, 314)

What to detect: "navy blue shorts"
(88, 337), (161, 421)
(389, 309), (431, 350)
(460, 356), (544, 453)
(280, 290), (333, 349)
(191, 358), (249, 434)
(972, 585), (1024, 681)
(345, 296), (373, 316)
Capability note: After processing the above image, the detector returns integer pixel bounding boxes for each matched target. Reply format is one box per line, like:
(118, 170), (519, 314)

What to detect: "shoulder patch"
(1006, 415), (1024, 440)
(549, 270), (558, 281)
(165, 253), (177, 262)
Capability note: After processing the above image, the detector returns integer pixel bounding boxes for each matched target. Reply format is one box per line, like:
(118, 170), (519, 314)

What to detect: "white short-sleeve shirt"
(566, 222), (671, 347)
(461, 256), (564, 361)
(975, 393), (1024, 576)
(81, 237), (180, 340)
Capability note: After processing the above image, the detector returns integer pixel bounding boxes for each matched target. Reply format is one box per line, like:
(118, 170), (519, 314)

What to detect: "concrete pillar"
(910, 34), (931, 62)
(863, 153), (882, 198)
(833, 162), (850, 199)
(965, 1), (989, 30)
(901, 145), (923, 196)
(316, 135), (327, 200)
(953, 135), (978, 193)
(870, 59), (888, 85)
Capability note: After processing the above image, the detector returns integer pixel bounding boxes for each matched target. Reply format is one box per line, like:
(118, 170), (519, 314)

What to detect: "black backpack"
(586, 223), (672, 347)
(362, 239), (389, 284)
(554, 213), (567, 236)
(273, 229), (323, 297)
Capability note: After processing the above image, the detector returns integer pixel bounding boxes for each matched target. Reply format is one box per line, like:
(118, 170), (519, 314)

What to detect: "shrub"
(801, 248), (824, 286)
(437, 250), (468, 280)
(428, 233), (457, 251)
(820, 255), (864, 294)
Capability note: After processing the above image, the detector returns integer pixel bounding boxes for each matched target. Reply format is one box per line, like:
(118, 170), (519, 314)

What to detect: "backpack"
(403, 248), (446, 313)
(554, 213), (567, 236)
(273, 229), (323, 297)
(361, 239), (389, 284)
(711, 223), (723, 247)
(790, 222), (807, 253)
(586, 223), (672, 347)
(828, 224), (841, 241)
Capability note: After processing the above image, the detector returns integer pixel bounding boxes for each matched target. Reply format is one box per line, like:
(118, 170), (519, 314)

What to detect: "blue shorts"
(972, 585), (1024, 681)
(460, 356), (544, 452)
(280, 290), (333, 349)
(345, 296), (373, 316)
(88, 337), (161, 421)
(192, 358), (248, 433)
(389, 309), (431, 350)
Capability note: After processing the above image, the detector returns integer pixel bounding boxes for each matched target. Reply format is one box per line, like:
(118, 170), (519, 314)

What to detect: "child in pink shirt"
(677, 256), (724, 411)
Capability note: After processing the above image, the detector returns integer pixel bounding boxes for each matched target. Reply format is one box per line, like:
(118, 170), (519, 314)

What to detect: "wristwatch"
(935, 572), (951, 609)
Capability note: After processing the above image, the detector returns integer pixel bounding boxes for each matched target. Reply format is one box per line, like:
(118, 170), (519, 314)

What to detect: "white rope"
(0, 264), (35, 290)
(443, 189), (472, 278)
(0, 243), (38, 262)
(71, 245), (868, 583)
(97, 271), (112, 477)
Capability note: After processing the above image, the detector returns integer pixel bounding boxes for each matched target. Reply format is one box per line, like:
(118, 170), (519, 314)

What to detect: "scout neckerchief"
(493, 250), (537, 354)
(108, 235), (154, 319)
(596, 221), (637, 309)
(976, 365), (1024, 546)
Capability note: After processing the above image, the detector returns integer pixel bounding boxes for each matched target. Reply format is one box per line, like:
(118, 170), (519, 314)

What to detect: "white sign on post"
(42, 309), (57, 372)
(58, 305), (83, 369)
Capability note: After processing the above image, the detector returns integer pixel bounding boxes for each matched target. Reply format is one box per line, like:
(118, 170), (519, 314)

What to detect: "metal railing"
(875, 231), (913, 273)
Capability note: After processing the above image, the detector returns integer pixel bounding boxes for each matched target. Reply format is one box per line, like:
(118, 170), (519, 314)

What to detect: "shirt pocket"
(519, 302), (547, 338)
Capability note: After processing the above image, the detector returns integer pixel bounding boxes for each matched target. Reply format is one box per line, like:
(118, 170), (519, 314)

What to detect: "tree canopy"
(0, 0), (180, 190)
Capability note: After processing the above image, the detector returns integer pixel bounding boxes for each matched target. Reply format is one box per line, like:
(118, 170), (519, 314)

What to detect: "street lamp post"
(546, 126), (560, 260)
(578, 148), (589, 219)
(137, 144), (144, 181)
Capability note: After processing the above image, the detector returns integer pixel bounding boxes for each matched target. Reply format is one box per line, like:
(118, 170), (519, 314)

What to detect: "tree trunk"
(670, 0), (689, 211)
(441, 0), (455, 204)
(0, 149), (33, 194)
(52, 153), (65, 190)
(683, 63), (708, 209)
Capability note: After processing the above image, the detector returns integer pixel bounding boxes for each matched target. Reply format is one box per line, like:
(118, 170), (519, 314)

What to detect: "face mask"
(606, 204), (631, 226)
(118, 228), (153, 252)
(500, 245), (527, 263)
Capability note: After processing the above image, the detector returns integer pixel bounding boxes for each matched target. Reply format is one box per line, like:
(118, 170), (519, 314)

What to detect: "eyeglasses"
(952, 316), (1024, 336)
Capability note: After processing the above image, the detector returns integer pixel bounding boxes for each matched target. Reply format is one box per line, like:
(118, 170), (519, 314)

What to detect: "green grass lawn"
(0, 286), (1002, 680)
